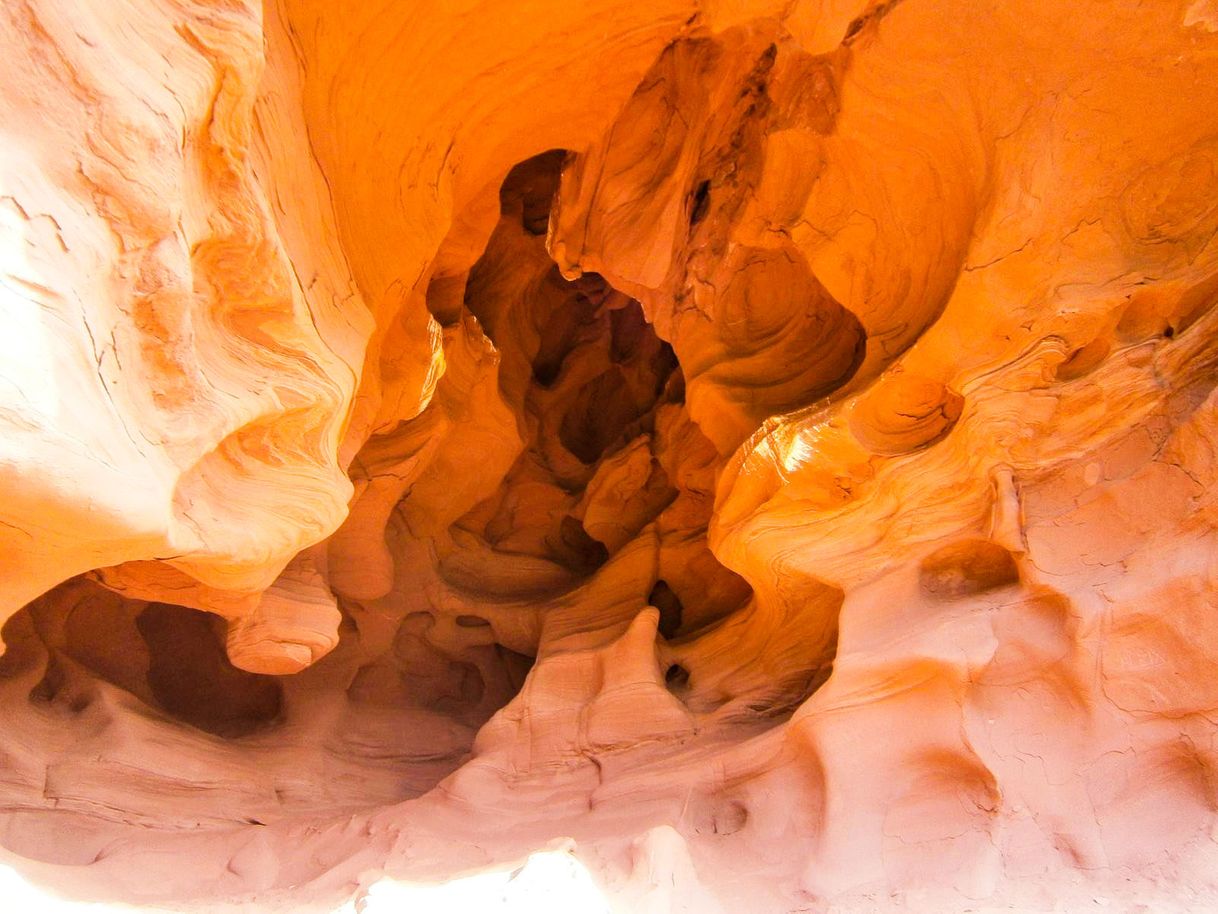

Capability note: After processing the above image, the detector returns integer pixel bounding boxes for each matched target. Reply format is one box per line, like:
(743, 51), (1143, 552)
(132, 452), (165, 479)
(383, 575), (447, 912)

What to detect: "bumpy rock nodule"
(1, 1), (1218, 911)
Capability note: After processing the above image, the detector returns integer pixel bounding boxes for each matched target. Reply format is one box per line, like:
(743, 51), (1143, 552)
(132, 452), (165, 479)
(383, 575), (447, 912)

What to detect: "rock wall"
(2, 0), (1218, 911)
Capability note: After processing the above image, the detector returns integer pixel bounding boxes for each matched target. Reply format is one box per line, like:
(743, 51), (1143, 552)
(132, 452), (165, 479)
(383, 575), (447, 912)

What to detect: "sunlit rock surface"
(2, 0), (1218, 911)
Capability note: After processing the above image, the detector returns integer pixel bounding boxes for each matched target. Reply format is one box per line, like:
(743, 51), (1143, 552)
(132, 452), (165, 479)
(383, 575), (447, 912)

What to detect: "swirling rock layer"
(2, 0), (1218, 911)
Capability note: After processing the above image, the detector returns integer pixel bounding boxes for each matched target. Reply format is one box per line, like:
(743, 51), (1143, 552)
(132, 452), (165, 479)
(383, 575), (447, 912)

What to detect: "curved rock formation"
(2, 0), (1218, 911)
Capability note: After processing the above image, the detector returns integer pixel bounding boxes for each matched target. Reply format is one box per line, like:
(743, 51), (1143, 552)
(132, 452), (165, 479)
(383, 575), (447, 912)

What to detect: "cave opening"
(0, 147), (815, 786)
(0, 145), (815, 865)
(440, 148), (754, 641)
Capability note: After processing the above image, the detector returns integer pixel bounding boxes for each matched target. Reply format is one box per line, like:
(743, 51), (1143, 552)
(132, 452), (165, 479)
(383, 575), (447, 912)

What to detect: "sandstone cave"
(1, 2), (1218, 913)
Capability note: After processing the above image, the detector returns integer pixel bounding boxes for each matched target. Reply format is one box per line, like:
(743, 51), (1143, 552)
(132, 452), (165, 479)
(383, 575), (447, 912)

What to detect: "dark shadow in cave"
(137, 603), (283, 738)
(444, 149), (755, 645)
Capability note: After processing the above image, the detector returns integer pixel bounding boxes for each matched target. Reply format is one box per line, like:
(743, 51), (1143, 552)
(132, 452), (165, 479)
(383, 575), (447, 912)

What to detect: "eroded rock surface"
(2, 0), (1218, 911)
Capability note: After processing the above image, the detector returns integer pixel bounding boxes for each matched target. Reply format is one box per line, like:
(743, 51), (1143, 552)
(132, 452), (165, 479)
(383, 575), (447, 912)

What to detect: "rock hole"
(500, 149), (565, 236)
(919, 540), (1019, 598)
(665, 663), (691, 692)
(843, 14), (868, 41)
(689, 179), (711, 227)
(649, 580), (684, 639)
(136, 604), (283, 739)
(549, 515), (610, 573)
(438, 146), (754, 774)
(558, 366), (643, 463)
(455, 614), (492, 628)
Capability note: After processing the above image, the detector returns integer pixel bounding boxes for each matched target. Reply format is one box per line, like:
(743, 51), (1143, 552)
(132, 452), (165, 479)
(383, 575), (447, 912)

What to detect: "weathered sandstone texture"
(2, 0), (1218, 911)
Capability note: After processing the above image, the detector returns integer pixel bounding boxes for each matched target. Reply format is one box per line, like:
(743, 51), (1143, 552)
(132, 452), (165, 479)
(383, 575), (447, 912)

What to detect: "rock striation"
(2, 0), (1218, 911)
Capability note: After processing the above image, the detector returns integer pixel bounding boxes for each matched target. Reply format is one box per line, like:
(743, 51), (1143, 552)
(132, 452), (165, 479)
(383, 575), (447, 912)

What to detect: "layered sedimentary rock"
(2, 0), (1218, 910)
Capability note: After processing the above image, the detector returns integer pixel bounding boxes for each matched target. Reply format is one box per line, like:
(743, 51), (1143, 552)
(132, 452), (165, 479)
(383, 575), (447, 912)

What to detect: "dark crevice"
(843, 0), (906, 45)
(137, 604), (283, 739)
(649, 580), (684, 639)
(689, 178), (711, 227)
(448, 149), (755, 637)
(558, 367), (642, 464)
(500, 149), (565, 236)
(665, 663), (690, 692)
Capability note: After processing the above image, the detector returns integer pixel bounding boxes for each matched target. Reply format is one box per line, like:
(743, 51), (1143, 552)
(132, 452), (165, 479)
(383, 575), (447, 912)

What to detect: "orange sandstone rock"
(0, 1), (1217, 912)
